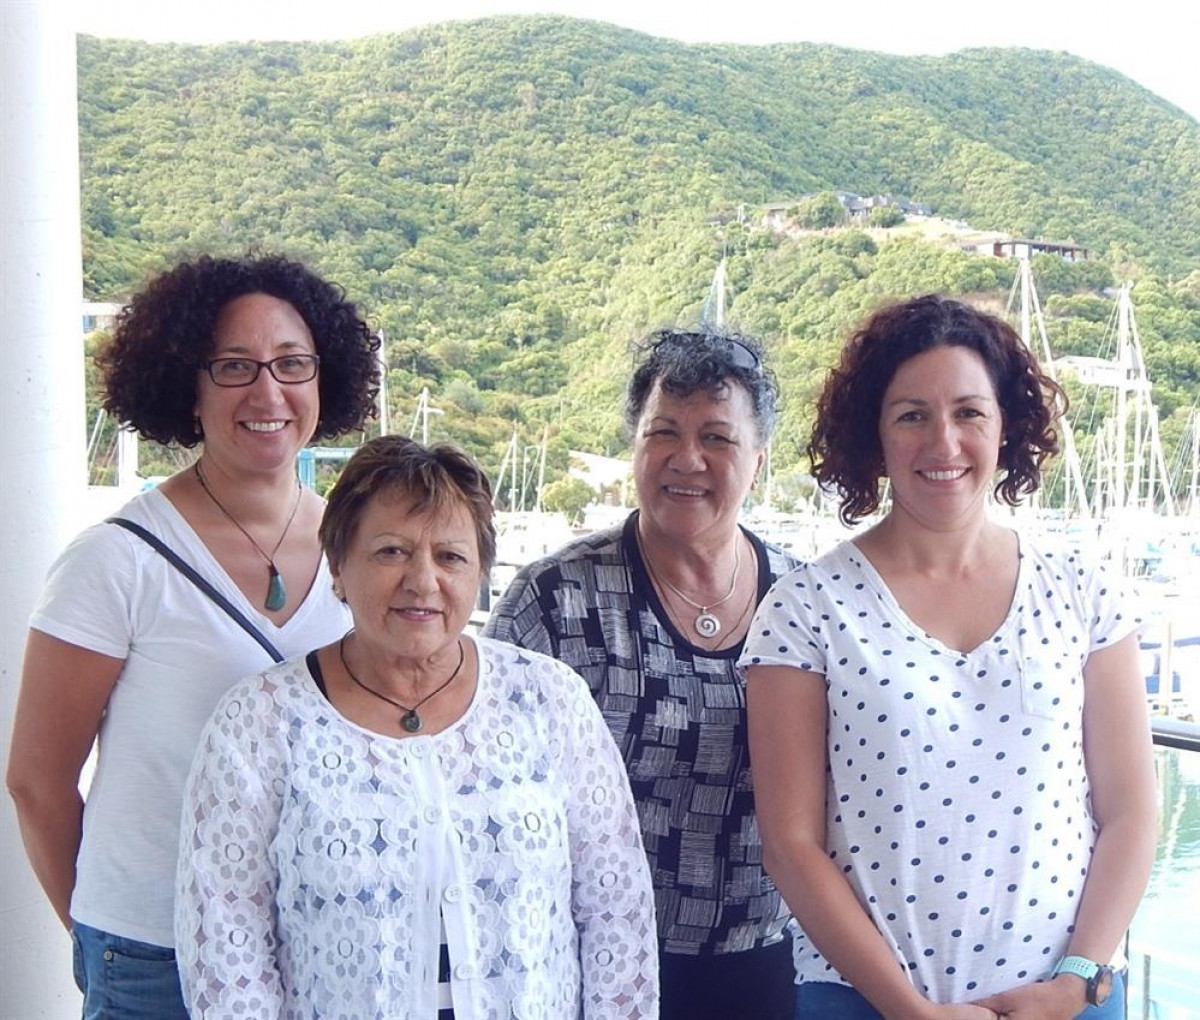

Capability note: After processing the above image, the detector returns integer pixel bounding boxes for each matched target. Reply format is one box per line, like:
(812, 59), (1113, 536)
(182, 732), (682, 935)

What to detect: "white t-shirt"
(739, 536), (1138, 1003)
(30, 487), (350, 947)
(175, 638), (659, 1020)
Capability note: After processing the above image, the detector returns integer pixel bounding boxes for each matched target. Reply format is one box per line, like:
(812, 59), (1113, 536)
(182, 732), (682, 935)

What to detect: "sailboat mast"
(1191, 409), (1199, 516)
(1019, 262), (1032, 359)
(509, 428), (520, 511)
(376, 330), (389, 436)
(492, 427), (519, 509)
(1124, 288), (1145, 509)
(1010, 258), (1090, 517)
(408, 387), (425, 442)
(702, 256), (729, 329)
(1115, 287), (1130, 511)
(535, 426), (548, 513)
(407, 386), (444, 446)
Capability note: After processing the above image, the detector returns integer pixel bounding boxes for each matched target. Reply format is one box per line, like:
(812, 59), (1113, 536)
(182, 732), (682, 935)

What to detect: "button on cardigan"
(175, 637), (659, 1020)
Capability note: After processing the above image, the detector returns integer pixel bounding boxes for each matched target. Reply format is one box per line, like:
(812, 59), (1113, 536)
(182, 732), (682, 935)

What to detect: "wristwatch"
(1052, 955), (1115, 1006)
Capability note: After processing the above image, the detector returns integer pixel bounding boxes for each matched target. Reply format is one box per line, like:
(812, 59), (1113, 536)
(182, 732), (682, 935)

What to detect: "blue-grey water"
(1127, 745), (1200, 1019)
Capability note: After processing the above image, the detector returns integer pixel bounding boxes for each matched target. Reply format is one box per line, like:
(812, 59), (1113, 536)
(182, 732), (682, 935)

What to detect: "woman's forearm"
(1064, 808), (1158, 964)
(766, 839), (935, 1020)
(749, 665), (995, 1020)
(7, 779), (84, 928)
(7, 631), (124, 929)
(1069, 634), (1159, 964)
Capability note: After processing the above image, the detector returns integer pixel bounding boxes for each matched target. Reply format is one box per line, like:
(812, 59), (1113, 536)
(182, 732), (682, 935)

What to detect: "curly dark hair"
(625, 329), (779, 444)
(320, 435), (497, 579)
(98, 254), (379, 446)
(809, 294), (1064, 526)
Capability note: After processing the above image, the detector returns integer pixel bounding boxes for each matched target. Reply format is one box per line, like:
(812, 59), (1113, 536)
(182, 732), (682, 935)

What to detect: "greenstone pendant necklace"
(194, 461), (301, 612)
(339, 632), (466, 733)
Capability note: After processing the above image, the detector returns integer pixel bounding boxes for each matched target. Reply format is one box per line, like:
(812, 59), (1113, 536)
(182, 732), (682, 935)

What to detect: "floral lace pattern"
(176, 637), (658, 1019)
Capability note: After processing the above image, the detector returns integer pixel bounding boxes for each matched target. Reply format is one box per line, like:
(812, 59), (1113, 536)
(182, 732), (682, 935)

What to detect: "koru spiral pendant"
(693, 611), (722, 638)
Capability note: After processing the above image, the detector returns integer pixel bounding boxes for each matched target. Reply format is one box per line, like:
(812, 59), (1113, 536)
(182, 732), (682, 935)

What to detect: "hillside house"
(964, 237), (1090, 262)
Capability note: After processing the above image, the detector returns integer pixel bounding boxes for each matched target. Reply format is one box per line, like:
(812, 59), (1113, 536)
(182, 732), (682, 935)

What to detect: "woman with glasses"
(7, 253), (379, 1019)
(485, 328), (800, 1020)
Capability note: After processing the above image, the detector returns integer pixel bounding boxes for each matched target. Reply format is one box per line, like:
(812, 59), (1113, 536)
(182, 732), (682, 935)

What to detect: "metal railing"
(1127, 723), (1200, 1019)
(1151, 717), (1200, 753)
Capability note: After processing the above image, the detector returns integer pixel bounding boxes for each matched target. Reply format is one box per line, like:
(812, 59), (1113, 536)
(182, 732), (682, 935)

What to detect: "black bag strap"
(109, 516), (285, 663)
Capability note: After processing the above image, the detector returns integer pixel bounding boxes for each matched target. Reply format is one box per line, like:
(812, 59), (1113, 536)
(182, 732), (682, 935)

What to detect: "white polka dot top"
(739, 536), (1138, 1003)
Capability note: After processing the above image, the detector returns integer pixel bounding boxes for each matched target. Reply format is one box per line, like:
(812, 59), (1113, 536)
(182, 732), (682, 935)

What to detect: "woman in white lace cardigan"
(175, 436), (659, 1020)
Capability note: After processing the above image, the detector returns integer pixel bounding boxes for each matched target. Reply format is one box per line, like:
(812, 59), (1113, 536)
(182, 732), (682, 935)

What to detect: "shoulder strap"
(109, 516), (285, 663)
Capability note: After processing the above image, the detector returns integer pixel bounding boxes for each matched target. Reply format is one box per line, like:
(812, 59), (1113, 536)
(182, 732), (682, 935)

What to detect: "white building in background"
(568, 449), (631, 499)
(81, 300), (120, 333)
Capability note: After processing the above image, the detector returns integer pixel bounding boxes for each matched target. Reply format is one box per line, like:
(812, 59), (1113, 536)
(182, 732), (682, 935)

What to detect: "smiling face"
(331, 490), (482, 669)
(632, 378), (765, 545)
(878, 344), (1004, 532)
(193, 292), (319, 477)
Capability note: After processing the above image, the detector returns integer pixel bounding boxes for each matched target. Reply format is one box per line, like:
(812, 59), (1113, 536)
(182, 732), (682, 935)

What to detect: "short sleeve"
(28, 521), (138, 659)
(1074, 551), (1141, 652)
(483, 564), (558, 658)
(738, 563), (828, 676)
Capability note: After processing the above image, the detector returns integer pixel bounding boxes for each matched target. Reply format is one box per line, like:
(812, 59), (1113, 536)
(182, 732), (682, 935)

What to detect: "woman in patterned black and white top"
(175, 436), (658, 1020)
(742, 296), (1157, 1020)
(486, 330), (799, 1020)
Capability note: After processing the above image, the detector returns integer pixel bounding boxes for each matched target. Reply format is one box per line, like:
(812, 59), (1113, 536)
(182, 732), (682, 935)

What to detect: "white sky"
(76, 0), (1197, 121)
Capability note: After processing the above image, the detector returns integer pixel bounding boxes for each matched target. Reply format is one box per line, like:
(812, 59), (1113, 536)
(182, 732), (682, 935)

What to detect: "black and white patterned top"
(484, 511), (799, 956)
(739, 537), (1139, 1002)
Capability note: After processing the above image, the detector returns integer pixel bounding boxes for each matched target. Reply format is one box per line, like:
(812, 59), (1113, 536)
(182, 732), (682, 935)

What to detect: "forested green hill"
(77, 16), (1200, 500)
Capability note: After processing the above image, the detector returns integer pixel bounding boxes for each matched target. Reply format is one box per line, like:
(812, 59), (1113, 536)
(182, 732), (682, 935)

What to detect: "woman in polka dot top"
(741, 295), (1157, 1020)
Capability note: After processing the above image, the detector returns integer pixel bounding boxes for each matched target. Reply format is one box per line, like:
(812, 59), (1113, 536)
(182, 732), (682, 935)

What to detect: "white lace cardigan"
(175, 637), (659, 1020)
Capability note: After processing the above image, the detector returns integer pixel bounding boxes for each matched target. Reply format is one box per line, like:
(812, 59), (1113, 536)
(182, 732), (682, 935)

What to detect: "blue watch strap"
(1053, 955), (1101, 981)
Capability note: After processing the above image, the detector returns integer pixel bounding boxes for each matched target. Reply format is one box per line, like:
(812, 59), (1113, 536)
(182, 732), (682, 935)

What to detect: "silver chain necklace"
(641, 533), (741, 639)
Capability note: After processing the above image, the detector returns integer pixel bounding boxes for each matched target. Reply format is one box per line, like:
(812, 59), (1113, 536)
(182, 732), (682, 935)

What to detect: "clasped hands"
(912, 976), (1088, 1020)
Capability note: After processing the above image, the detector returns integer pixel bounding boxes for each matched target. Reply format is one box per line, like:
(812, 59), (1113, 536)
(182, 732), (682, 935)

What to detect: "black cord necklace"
(194, 460), (301, 611)
(338, 631), (466, 733)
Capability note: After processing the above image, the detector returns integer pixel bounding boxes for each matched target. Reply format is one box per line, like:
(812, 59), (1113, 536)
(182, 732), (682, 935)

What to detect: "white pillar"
(0, 0), (86, 1015)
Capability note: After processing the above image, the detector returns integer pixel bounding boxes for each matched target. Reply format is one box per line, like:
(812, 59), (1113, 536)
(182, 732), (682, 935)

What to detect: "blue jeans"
(794, 971), (1127, 1020)
(71, 921), (189, 1020)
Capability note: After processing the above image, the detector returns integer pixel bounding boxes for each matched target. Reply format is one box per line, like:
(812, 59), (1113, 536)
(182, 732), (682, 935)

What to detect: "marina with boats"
(76, 261), (1200, 1016)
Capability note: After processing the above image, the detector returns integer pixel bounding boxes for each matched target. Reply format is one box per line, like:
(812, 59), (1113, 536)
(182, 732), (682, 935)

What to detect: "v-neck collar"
(144, 486), (323, 632)
(841, 535), (1028, 659)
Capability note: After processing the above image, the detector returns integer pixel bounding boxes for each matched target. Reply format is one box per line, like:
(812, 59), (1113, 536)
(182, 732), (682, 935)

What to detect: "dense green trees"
(792, 193), (848, 229)
(76, 16), (1199, 500)
(541, 476), (596, 523)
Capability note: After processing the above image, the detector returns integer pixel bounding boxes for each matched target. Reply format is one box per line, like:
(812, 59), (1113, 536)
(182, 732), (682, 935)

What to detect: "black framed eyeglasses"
(203, 354), (321, 387)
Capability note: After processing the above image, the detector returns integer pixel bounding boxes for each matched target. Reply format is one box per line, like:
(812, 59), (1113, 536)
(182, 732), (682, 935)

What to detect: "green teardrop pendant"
(265, 564), (288, 612)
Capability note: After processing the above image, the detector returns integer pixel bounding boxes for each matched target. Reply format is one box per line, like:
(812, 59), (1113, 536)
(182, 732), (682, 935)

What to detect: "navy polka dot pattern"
(739, 537), (1138, 1003)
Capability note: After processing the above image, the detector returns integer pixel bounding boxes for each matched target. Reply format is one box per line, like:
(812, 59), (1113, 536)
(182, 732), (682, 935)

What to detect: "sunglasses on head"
(659, 331), (762, 373)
